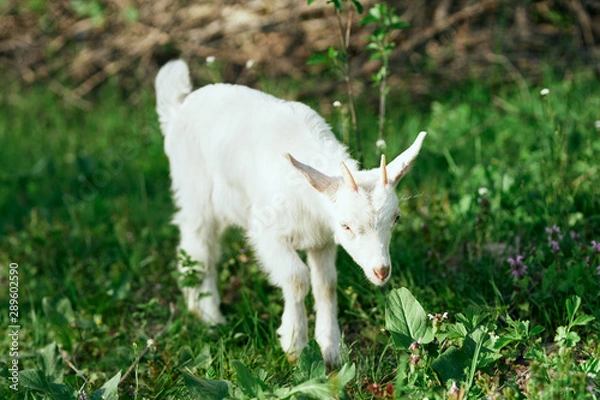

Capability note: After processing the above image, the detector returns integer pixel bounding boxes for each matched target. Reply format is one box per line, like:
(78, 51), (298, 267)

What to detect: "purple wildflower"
(546, 225), (563, 243)
(591, 240), (600, 254)
(550, 240), (561, 253)
(597, 266), (600, 276)
(569, 231), (580, 240)
(508, 255), (527, 279)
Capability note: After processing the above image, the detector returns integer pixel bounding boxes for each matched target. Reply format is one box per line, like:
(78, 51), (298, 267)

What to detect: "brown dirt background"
(2, 0), (599, 102)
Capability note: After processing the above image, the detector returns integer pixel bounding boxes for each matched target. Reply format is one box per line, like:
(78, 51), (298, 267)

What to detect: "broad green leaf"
(39, 342), (64, 383)
(48, 383), (77, 399)
(445, 322), (468, 342)
(19, 369), (48, 392)
(293, 339), (326, 384)
(431, 346), (469, 383)
(463, 328), (501, 369)
(385, 288), (433, 349)
(183, 371), (230, 400)
(232, 360), (264, 398)
(90, 371), (121, 400)
(278, 362), (354, 399)
(275, 377), (333, 399)
(19, 369), (77, 400)
(455, 307), (487, 331)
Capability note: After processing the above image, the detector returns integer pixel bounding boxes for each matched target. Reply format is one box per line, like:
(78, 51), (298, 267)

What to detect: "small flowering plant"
(508, 224), (600, 318)
(385, 288), (598, 397)
(386, 288), (503, 396)
(507, 254), (528, 279)
(545, 224), (563, 253)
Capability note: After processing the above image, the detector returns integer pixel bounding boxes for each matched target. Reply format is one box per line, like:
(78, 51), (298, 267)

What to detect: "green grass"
(1, 67), (599, 399)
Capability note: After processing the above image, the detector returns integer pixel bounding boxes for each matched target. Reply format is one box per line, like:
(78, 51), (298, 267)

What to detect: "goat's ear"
(388, 131), (427, 185)
(287, 154), (338, 195)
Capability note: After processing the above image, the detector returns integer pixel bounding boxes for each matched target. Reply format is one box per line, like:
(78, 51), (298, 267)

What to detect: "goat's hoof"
(322, 350), (341, 368)
(286, 352), (300, 363)
(189, 308), (226, 325)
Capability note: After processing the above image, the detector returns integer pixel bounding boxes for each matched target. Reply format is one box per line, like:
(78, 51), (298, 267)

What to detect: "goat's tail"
(155, 59), (192, 134)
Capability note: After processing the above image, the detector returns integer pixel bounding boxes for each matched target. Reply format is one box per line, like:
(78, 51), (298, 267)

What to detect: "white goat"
(155, 59), (426, 365)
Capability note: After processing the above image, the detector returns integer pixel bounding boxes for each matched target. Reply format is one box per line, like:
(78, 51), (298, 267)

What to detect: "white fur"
(155, 59), (426, 365)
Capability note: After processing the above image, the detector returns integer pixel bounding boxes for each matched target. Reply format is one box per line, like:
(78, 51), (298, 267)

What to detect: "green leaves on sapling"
(360, 3), (408, 33)
(360, 4), (408, 65)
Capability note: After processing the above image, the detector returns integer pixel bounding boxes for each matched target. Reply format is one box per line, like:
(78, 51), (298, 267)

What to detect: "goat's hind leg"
(177, 218), (225, 324)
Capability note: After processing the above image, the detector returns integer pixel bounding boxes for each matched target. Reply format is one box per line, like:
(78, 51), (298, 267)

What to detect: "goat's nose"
(373, 265), (390, 281)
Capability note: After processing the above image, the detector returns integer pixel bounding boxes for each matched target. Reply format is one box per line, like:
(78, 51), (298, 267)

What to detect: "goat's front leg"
(307, 244), (341, 366)
(253, 237), (310, 361)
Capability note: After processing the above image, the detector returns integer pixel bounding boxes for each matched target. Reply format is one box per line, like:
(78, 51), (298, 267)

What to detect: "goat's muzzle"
(373, 265), (391, 281)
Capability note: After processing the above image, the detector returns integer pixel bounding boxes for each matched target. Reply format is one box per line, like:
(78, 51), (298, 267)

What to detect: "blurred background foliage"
(1, 0), (599, 101)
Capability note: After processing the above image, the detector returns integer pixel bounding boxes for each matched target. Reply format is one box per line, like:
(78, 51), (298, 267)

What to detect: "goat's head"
(288, 132), (426, 286)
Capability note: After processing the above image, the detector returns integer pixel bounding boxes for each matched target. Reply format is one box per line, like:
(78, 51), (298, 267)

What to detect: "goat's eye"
(394, 214), (400, 224)
(341, 224), (353, 233)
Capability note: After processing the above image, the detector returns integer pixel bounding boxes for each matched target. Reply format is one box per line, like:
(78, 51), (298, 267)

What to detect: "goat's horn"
(340, 162), (358, 192)
(380, 154), (388, 186)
